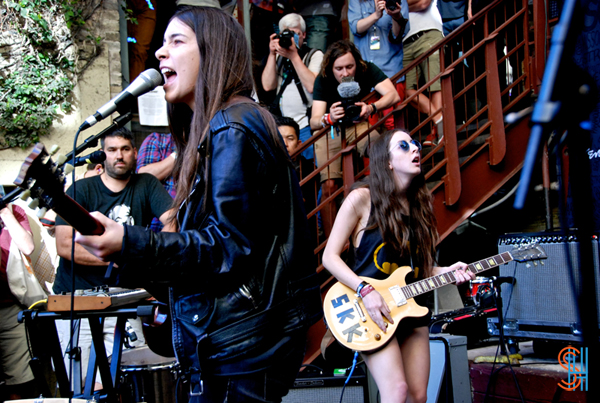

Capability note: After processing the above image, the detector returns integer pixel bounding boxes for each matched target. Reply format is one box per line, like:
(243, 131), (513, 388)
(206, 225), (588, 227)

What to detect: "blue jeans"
(299, 125), (315, 162)
(189, 343), (305, 403)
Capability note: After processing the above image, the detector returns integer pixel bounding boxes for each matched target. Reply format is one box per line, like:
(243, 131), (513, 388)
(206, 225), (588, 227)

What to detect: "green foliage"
(1, 0), (96, 149)
(0, 54), (74, 148)
(62, 0), (87, 29)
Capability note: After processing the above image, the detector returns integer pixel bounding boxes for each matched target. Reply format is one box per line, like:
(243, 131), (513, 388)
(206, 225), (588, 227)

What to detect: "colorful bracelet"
(321, 114), (329, 128)
(360, 284), (375, 298)
(356, 281), (369, 296)
(326, 113), (334, 125)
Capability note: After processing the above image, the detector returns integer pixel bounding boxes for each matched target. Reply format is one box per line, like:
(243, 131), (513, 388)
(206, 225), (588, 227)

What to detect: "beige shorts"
(403, 29), (443, 92)
(314, 122), (380, 183)
(0, 303), (35, 385)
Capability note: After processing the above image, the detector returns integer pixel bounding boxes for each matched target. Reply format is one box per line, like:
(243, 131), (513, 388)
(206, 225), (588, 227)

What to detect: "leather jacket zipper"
(239, 284), (257, 309)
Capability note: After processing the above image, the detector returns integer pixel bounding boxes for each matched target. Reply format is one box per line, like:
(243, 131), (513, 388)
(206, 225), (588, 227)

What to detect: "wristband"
(356, 281), (369, 296)
(327, 113), (334, 125)
(370, 103), (378, 116)
(321, 114), (329, 128)
(360, 284), (375, 298)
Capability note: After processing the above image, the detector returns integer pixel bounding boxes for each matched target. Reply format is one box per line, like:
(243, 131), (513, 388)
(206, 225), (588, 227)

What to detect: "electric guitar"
(14, 142), (104, 235)
(323, 244), (547, 352)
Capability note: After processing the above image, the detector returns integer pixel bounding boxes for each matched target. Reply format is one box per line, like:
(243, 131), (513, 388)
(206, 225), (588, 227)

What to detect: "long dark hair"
(165, 7), (286, 221)
(320, 40), (368, 78)
(360, 130), (438, 277)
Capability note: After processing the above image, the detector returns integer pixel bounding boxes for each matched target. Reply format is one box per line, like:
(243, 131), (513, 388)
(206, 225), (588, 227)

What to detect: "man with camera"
(309, 40), (400, 236)
(262, 13), (324, 162)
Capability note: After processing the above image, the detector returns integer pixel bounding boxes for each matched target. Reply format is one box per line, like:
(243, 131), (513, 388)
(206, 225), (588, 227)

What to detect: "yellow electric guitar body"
(323, 245), (547, 352)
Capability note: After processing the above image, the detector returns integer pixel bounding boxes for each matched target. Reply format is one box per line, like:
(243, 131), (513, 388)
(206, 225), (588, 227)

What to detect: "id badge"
(370, 34), (380, 50)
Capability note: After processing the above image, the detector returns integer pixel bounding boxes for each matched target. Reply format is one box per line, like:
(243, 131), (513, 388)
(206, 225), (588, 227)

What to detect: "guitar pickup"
(389, 285), (407, 307)
(353, 299), (367, 322)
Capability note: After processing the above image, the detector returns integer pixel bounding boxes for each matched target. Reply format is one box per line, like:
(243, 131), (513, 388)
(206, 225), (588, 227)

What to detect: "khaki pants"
(315, 122), (380, 183)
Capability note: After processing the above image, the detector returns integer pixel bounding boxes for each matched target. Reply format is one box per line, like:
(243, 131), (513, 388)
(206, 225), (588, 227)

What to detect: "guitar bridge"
(389, 285), (407, 307)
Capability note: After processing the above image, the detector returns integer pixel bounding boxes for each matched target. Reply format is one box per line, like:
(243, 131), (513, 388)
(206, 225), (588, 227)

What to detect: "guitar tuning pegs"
(540, 261), (544, 265)
(49, 145), (60, 155)
(525, 262), (531, 268)
(20, 190), (31, 201)
(55, 154), (67, 165)
(28, 198), (40, 209)
(63, 164), (74, 174)
(533, 261), (538, 266)
(36, 207), (47, 219)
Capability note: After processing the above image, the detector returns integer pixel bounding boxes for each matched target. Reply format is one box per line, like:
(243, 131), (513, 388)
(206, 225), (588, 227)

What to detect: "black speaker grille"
(498, 234), (600, 324)
(283, 386), (366, 403)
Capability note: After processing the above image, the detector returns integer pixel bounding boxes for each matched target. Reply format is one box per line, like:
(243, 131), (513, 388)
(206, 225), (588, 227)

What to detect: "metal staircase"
(290, 0), (557, 365)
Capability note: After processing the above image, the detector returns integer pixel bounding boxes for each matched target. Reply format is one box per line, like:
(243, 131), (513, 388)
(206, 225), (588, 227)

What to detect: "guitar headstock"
(510, 243), (548, 263)
(13, 143), (71, 217)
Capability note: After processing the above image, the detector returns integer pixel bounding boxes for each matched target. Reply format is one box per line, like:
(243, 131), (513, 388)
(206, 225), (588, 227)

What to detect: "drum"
(116, 346), (180, 403)
(466, 277), (493, 305)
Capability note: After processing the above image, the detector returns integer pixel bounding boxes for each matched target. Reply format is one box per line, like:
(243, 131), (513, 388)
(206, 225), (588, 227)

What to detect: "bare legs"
(362, 326), (430, 403)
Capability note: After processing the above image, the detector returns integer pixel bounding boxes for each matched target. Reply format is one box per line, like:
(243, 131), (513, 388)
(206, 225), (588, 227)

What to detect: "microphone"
(337, 77), (361, 99)
(70, 150), (106, 167)
(80, 69), (163, 130)
(337, 77), (362, 125)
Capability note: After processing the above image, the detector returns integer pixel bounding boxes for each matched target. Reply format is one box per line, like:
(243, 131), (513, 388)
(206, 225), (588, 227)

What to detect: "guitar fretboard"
(401, 251), (513, 300)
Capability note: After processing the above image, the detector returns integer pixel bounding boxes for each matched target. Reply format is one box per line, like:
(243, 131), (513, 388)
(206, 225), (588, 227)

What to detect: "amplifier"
(282, 368), (368, 403)
(489, 233), (600, 341)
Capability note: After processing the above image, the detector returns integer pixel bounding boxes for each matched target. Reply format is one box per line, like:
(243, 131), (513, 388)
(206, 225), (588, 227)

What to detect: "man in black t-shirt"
(54, 128), (174, 293)
(53, 127), (174, 391)
(310, 40), (400, 236)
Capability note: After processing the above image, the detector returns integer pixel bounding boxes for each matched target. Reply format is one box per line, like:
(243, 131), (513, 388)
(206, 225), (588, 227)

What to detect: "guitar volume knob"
(28, 198), (40, 209)
(20, 190), (31, 200)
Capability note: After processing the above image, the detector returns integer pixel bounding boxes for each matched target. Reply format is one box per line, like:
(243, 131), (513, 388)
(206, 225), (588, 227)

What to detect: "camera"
(338, 101), (362, 126)
(386, 0), (398, 10)
(277, 29), (295, 49)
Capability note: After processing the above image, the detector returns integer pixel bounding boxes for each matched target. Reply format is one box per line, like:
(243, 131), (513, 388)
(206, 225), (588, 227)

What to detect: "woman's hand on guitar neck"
(363, 291), (394, 333)
(74, 212), (124, 261)
(433, 261), (475, 285)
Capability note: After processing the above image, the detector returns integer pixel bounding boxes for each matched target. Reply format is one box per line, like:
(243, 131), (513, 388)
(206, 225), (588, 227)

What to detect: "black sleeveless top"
(351, 219), (434, 313)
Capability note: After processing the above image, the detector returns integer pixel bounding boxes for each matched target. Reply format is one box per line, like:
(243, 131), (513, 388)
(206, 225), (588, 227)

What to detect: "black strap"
(275, 47), (318, 108)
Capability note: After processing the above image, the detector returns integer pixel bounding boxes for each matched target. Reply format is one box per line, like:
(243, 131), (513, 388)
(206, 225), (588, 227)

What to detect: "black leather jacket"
(116, 102), (322, 375)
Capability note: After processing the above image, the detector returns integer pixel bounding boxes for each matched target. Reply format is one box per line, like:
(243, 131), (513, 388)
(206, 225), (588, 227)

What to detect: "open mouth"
(161, 67), (176, 84)
(412, 156), (420, 164)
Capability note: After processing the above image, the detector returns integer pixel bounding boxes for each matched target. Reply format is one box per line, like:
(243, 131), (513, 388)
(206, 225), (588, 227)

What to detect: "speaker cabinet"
(488, 233), (600, 341)
(282, 368), (368, 403)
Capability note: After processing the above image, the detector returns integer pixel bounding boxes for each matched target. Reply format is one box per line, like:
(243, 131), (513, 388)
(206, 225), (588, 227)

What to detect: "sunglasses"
(390, 139), (422, 153)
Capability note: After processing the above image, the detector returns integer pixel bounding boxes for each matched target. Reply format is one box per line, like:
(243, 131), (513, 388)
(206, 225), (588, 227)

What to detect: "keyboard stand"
(19, 305), (155, 401)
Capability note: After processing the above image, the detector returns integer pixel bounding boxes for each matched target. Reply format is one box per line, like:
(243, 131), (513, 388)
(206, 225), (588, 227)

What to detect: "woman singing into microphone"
(75, 7), (321, 402)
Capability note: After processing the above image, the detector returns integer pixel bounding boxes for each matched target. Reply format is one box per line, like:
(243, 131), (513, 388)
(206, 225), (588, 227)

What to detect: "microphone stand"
(60, 112), (133, 168)
(512, 0), (598, 398)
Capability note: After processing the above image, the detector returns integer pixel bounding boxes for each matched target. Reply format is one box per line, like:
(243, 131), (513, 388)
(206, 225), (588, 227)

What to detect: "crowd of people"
(0, 3), (479, 402)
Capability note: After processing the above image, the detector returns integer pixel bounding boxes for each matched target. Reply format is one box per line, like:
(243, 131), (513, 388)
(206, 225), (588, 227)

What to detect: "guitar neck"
(53, 194), (105, 236)
(401, 251), (514, 299)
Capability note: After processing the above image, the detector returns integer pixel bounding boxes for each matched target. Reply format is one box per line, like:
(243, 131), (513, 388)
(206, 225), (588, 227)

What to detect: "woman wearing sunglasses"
(323, 130), (474, 403)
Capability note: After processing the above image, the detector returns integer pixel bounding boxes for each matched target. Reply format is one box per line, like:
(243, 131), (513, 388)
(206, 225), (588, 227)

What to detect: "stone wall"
(0, 0), (123, 186)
